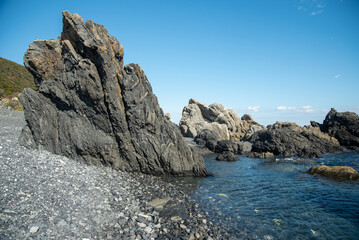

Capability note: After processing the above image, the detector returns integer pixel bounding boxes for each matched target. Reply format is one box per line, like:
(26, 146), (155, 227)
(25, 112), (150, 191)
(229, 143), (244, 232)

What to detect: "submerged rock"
(307, 165), (359, 180)
(322, 108), (359, 150)
(19, 11), (209, 176)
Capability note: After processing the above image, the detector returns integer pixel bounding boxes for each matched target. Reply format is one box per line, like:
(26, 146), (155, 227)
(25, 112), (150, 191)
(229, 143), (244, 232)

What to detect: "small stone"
(29, 226), (39, 233)
(57, 219), (67, 227)
(202, 219), (207, 224)
(180, 224), (187, 229)
(144, 226), (152, 234)
(137, 222), (146, 228)
(170, 216), (182, 222)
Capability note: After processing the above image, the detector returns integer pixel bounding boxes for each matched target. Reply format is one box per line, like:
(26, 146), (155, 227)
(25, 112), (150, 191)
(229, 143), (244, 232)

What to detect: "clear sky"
(1, 0), (358, 126)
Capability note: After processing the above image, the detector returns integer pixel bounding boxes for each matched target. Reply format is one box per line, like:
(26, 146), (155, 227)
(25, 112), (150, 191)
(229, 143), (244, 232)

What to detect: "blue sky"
(1, 0), (358, 126)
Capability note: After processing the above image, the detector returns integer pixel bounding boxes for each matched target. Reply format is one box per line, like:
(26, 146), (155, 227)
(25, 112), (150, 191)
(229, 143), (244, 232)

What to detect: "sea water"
(167, 152), (359, 239)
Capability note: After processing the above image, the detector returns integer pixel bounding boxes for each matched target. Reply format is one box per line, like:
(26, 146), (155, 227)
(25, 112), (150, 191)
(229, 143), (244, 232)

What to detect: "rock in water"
(216, 151), (239, 161)
(249, 121), (342, 158)
(19, 11), (209, 177)
(322, 108), (359, 150)
(307, 165), (359, 180)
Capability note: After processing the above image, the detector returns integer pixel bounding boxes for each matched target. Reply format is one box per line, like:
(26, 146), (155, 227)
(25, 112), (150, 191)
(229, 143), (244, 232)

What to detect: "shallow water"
(166, 152), (359, 239)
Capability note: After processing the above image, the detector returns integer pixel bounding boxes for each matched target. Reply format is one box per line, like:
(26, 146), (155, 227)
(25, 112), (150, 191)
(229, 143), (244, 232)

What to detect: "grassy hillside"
(0, 57), (35, 98)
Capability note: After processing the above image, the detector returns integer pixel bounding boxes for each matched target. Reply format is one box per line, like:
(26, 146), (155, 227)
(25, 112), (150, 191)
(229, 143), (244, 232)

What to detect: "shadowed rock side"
(19, 11), (209, 177)
(322, 108), (359, 150)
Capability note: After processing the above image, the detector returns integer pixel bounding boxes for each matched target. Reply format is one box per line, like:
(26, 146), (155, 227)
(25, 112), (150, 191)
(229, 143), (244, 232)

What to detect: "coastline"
(0, 109), (231, 239)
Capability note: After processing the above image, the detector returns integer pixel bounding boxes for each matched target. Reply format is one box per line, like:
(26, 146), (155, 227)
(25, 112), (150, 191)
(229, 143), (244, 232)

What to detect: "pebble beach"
(0, 109), (231, 240)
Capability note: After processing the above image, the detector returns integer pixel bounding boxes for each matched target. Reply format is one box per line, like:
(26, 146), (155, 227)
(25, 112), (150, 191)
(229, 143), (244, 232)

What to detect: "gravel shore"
(0, 109), (232, 239)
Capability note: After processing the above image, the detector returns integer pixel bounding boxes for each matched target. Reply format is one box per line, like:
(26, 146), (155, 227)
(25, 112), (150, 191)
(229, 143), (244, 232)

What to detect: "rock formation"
(19, 11), (209, 177)
(179, 98), (262, 141)
(193, 129), (252, 155)
(307, 165), (359, 180)
(216, 151), (239, 161)
(322, 108), (359, 150)
(248, 121), (342, 158)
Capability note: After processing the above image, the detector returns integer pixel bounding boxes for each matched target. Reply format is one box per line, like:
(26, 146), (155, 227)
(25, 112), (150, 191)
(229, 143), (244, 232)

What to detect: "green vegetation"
(0, 57), (35, 98)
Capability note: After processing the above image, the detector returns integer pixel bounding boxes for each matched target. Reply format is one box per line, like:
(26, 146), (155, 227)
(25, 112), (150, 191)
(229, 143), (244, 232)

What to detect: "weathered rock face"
(19, 11), (209, 177)
(249, 121), (342, 158)
(179, 98), (261, 141)
(322, 108), (359, 150)
(307, 165), (359, 180)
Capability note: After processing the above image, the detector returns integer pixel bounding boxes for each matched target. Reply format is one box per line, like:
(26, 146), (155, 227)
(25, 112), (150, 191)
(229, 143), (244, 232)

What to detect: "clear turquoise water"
(168, 152), (359, 239)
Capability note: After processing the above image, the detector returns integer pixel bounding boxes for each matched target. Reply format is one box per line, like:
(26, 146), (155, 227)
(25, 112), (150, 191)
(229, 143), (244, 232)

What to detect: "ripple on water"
(167, 152), (359, 239)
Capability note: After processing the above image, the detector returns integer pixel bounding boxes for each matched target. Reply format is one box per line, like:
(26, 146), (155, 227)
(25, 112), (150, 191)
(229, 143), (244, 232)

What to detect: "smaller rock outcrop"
(180, 99), (262, 141)
(322, 108), (359, 150)
(216, 151), (239, 161)
(249, 121), (342, 158)
(194, 129), (221, 151)
(248, 152), (275, 159)
(307, 165), (359, 180)
(193, 128), (252, 155)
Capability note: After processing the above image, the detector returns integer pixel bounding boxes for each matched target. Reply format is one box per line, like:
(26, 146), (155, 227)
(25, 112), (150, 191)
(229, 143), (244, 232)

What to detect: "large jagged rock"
(19, 11), (209, 177)
(249, 121), (342, 158)
(179, 98), (262, 141)
(322, 108), (359, 150)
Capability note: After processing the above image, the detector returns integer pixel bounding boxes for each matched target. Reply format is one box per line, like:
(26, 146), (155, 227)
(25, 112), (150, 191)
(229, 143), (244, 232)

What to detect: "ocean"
(166, 151), (359, 239)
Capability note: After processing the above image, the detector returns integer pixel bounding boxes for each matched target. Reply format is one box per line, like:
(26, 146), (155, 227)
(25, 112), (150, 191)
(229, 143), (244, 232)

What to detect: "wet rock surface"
(307, 165), (359, 180)
(0, 109), (232, 239)
(20, 11), (208, 177)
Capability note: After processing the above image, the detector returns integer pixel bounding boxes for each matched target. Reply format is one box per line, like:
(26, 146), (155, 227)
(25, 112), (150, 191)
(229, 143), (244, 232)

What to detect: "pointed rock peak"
(62, 10), (83, 22)
(20, 11), (208, 177)
(189, 98), (200, 105)
(241, 114), (253, 121)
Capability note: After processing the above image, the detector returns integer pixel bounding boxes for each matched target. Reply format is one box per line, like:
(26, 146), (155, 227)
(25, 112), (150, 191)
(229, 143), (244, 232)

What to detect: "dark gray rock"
(237, 141), (252, 154)
(194, 129), (220, 151)
(19, 11), (209, 177)
(216, 151), (239, 161)
(215, 140), (238, 153)
(248, 121), (342, 158)
(322, 108), (359, 150)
